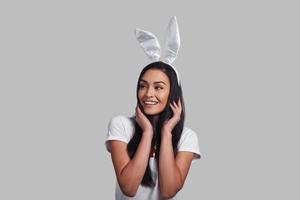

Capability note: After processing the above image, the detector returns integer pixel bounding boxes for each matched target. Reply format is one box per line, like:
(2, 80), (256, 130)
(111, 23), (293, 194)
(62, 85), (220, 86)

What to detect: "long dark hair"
(127, 61), (185, 187)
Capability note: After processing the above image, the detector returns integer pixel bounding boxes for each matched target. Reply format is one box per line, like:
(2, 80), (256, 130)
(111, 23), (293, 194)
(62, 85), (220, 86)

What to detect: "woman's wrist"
(161, 128), (172, 138)
(143, 129), (154, 136)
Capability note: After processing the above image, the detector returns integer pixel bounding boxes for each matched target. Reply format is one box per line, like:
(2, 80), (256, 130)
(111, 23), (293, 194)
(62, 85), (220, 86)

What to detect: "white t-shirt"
(105, 115), (201, 200)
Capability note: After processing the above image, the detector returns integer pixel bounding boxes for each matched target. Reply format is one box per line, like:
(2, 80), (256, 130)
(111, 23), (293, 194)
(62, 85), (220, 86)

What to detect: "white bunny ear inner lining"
(135, 16), (181, 85)
(135, 28), (161, 61)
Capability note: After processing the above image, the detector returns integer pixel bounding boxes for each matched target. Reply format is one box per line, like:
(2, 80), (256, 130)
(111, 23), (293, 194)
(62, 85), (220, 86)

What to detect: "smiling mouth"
(143, 100), (158, 106)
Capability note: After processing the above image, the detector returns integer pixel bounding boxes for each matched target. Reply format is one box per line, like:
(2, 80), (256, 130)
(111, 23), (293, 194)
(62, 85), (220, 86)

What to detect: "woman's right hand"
(135, 106), (153, 134)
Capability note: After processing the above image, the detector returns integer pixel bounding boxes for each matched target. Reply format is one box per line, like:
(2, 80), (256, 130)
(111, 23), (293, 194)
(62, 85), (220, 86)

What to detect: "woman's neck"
(150, 115), (159, 125)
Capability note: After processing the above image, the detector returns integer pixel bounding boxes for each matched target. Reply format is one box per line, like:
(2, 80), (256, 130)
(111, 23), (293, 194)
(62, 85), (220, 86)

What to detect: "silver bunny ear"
(135, 28), (161, 61)
(163, 16), (180, 64)
(135, 16), (181, 85)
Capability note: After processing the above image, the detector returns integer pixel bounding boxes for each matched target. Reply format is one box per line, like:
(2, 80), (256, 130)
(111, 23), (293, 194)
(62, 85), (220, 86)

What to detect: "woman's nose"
(146, 87), (154, 97)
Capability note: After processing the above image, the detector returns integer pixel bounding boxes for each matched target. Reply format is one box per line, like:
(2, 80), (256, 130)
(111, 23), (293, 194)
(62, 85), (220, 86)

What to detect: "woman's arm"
(158, 99), (194, 199)
(110, 130), (153, 197)
(158, 130), (194, 199)
(110, 106), (153, 197)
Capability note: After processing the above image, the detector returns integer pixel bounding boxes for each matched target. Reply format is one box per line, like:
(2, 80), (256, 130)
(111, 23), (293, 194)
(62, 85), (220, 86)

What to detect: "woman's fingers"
(169, 100), (181, 121)
(177, 99), (182, 113)
(135, 105), (153, 133)
(135, 106), (140, 119)
(170, 102), (175, 112)
(170, 100), (181, 115)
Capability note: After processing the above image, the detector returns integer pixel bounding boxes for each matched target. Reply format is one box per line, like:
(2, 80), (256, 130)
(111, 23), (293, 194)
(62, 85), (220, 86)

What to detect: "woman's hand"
(162, 99), (182, 133)
(135, 106), (153, 134)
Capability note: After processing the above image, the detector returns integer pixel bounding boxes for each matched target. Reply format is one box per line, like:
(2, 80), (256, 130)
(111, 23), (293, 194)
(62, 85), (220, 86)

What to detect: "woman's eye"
(155, 87), (163, 90)
(139, 85), (146, 89)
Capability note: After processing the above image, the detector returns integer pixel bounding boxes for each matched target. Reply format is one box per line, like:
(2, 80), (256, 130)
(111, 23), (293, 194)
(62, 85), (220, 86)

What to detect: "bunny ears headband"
(135, 16), (181, 85)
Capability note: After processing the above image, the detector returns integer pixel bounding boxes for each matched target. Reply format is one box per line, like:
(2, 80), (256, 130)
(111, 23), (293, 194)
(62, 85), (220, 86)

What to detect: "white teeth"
(144, 101), (158, 105)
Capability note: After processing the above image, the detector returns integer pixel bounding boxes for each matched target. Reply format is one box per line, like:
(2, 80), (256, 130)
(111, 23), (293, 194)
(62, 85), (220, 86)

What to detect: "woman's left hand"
(162, 99), (182, 133)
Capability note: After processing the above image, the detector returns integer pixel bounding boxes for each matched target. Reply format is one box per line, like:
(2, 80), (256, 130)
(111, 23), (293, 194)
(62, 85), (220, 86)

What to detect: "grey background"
(1, 0), (299, 199)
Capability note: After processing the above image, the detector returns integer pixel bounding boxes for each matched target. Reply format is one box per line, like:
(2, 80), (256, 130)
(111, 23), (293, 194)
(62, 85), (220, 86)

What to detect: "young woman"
(105, 61), (201, 199)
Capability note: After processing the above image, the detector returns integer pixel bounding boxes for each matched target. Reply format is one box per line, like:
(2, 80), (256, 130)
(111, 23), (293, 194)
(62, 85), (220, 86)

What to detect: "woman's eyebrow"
(140, 79), (167, 85)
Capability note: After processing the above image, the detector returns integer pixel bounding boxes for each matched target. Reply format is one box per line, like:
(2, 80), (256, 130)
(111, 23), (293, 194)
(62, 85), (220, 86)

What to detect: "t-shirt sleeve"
(105, 115), (131, 152)
(177, 128), (202, 161)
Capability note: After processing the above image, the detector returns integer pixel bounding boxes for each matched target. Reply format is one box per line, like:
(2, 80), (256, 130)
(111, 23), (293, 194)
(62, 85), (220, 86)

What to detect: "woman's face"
(138, 69), (170, 116)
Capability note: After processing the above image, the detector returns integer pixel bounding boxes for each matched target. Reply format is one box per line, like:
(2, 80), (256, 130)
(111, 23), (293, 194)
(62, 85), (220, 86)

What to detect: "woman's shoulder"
(179, 126), (201, 159)
(106, 115), (136, 151)
(109, 115), (135, 127)
(182, 126), (198, 137)
(179, 126), (200, 146)
(108, 114), (136, 138)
